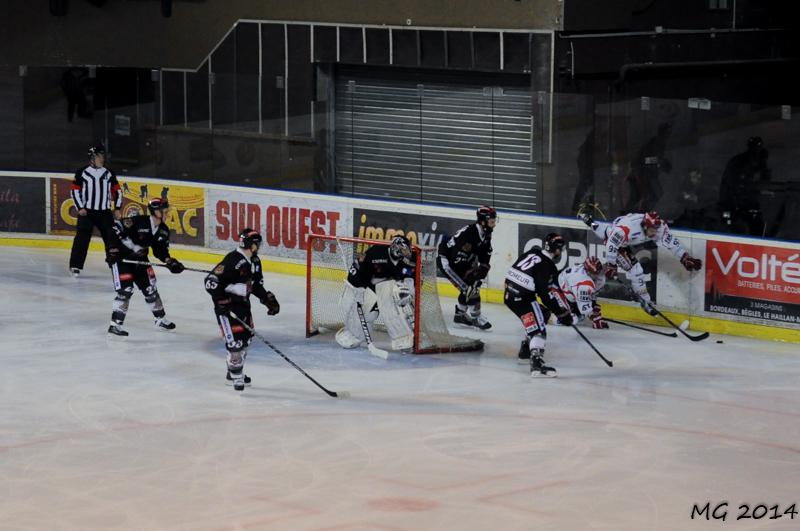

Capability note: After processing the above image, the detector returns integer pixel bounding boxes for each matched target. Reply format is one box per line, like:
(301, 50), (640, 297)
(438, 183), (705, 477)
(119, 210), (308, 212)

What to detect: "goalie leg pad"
(335, 327), (362, 349)
(339, 282), (378, 343)
(375, 280), (413, 346)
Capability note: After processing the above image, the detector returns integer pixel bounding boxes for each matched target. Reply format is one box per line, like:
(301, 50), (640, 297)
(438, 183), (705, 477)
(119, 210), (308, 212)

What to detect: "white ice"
(2, 246), (800, 531)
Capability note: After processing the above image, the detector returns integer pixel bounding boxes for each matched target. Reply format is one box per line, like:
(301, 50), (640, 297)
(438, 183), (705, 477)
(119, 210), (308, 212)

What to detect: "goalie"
(336, 236), (417, 352)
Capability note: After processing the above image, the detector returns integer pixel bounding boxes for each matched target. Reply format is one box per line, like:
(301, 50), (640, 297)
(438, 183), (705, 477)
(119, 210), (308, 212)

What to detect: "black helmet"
(88, 143), (106, 159)
(476, 205), (497, 224)
(543, 233), (566, 254)
(388, 235), (412, 260)
(147, 197), (169, 216)
(239, 228), (263, 252)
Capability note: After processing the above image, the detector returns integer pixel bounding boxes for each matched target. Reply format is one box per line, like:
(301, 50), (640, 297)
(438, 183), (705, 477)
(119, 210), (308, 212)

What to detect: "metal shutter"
(335, 74), (538, 212)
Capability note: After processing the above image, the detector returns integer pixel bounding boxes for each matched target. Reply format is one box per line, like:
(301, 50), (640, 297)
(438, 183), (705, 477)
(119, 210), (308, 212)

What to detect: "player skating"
(105, 198), (185, 336)
(504, 233), (574, 377)
(437, 206), (497, 330)
(204, 229), (280, 391)
(558, 256), (609, 330)
(335, 236), (416, 352)
(582, 210), (702, 315)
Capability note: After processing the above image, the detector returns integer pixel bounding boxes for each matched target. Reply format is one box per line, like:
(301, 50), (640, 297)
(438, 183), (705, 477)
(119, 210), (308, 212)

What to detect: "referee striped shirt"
(70, 165), (122, 211)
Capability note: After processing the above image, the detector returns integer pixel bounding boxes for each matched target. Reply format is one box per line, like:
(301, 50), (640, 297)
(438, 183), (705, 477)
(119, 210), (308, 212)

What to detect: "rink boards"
(1, 170), (799, 343)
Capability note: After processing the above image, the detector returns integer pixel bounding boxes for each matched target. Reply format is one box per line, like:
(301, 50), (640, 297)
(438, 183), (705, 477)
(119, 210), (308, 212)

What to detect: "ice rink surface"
(2, 247), (800, 530)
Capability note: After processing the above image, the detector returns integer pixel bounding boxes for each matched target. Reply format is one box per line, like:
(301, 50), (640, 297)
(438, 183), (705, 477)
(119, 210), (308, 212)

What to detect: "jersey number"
(516, 254), (542, 271)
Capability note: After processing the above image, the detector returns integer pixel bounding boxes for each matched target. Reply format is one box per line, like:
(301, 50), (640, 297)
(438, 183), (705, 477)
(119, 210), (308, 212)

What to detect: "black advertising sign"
(0, 176), (46, 234)
(353, 208), (470, 249)
(517, 221), (658, 302)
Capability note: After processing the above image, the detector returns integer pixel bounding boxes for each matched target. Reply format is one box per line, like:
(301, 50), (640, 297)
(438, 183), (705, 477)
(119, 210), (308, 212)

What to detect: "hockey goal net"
(306, 234), (484, 354)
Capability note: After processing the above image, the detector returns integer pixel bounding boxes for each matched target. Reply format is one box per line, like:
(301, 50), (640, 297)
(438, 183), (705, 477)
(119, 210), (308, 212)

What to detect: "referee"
(69, 144), (123, 277)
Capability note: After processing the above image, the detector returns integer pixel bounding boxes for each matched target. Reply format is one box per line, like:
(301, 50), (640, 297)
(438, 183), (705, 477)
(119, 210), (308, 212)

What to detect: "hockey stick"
(122, 259), (210, 274)
(552, 285), (613, 367)
(624, 286), (709, 342)
(356, 302), (389, 359)
(604, 318), (678, 338)
(571, 324), (613, 367)
(650, 309), (709, 342)
(229, 312), (350, 398)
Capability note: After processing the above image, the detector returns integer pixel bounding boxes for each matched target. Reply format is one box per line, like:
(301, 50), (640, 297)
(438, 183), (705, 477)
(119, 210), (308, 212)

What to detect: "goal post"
(306, 234), (483, 354)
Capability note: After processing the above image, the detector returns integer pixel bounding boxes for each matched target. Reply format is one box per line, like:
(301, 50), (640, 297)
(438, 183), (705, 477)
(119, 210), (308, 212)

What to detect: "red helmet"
(643, 211), (662, 230)
(584, 256), (603, 276)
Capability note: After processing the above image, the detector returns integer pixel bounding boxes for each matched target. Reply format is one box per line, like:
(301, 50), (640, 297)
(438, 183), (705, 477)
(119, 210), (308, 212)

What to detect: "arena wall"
(2, 170), (798, 343)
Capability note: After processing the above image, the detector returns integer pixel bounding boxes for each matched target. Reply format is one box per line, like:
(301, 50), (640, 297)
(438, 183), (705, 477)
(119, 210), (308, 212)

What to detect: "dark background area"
(1, 0), (799, 238)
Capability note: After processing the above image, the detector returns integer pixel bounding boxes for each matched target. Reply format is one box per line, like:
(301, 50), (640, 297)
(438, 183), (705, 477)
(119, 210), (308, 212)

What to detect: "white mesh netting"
(306, 236), (483, 353)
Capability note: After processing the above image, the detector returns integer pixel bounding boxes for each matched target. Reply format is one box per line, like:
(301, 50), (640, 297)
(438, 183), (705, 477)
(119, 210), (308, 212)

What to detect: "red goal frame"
(305, 234), (481, 354)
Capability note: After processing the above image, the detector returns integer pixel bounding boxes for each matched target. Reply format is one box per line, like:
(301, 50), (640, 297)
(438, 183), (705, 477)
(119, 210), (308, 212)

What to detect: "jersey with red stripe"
(601, 213), (687, 264)
(558, 263), (605, 317)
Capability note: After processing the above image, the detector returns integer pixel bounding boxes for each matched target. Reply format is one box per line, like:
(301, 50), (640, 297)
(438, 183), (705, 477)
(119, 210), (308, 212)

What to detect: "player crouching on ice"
(204, 229), (280, 391)
(558, 256), (609, 330)
(504, 233), (575, 378)
(582, 210), (702, 315)
(106, 198), (185, 337)
(336, 236), (416, 353)
(437, 206), (496, 330)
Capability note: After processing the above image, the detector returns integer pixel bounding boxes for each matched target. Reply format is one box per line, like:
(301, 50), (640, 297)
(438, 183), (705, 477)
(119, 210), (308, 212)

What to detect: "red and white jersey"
(602, 213), (687, 264)
(558, 263), (605, 317)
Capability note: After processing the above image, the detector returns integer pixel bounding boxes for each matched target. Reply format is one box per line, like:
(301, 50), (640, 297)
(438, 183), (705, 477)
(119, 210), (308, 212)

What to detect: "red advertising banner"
(705, 240), (800, 324)
(207, 188), (349, 260)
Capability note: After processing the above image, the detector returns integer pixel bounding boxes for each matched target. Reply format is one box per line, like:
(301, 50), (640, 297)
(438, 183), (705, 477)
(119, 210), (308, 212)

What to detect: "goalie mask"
(388, 236), (412, 261)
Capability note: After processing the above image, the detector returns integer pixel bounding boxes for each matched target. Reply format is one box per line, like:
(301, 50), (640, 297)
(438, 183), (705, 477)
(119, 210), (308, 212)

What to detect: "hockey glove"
(680, 252), (702, 272)
(464, 262), (490, 284)
(105, 247), (120, 265)
(556, 312), (574, 326)
(604, 263), (618, 280)
(261, 291), (280, 315)
(165, 257), (185, 274)
(591, 304), (609, 329)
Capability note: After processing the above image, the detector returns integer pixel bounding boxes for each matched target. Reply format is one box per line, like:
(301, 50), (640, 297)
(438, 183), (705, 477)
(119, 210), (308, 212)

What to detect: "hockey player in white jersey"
(558, 256), (609, 329)
(582, 210), (702, 314)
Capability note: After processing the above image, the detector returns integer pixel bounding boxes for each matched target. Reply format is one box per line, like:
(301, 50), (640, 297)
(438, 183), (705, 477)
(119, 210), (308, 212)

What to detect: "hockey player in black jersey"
(204, 229), (280, 391)
(105, 198), (185, 337)
(504, 233), (574, 377)
(336, 236), (416, 352)
(437, 206), (496, 330)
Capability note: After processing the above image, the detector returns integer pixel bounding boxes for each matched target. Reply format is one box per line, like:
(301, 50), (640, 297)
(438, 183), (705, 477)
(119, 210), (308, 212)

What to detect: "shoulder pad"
(213, 264), (225, 275)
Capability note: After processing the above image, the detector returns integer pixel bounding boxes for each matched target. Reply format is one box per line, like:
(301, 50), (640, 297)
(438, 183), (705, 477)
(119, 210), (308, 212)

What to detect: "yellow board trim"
(2, 237), (798, 344)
